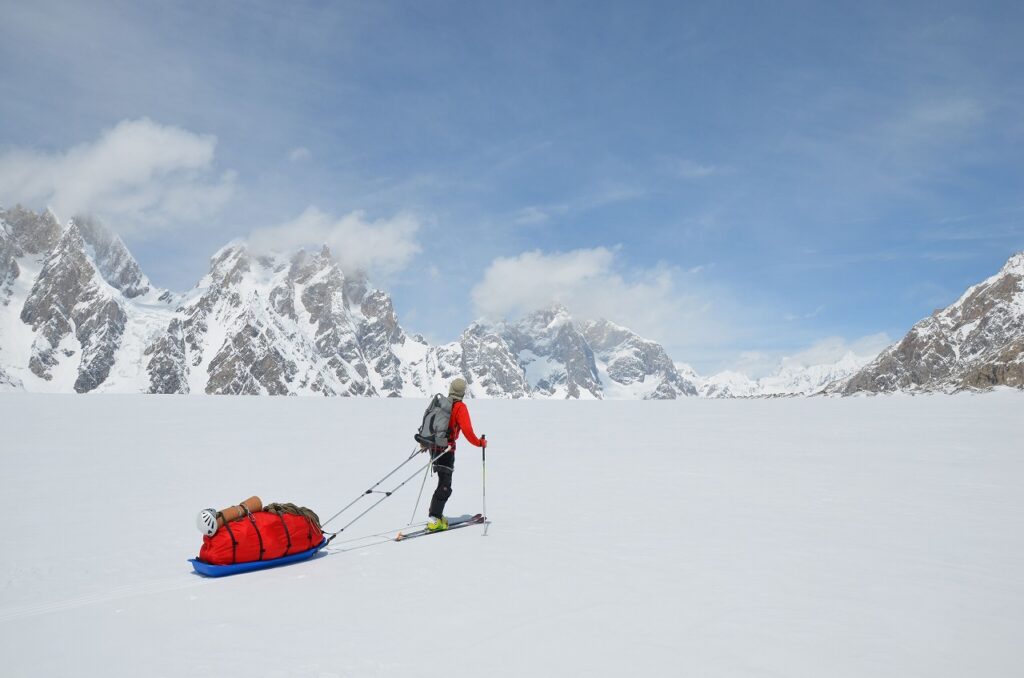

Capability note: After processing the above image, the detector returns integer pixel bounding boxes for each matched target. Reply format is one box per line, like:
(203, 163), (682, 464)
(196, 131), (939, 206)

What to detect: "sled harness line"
(321, 447), (449, 544)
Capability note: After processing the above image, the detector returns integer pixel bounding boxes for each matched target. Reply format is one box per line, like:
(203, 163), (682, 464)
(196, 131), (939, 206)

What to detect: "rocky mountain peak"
(0, 205), (62, 255)
(208, 241), (251, 280)
(18, 220), (127, 392)
(498, 307), (601, 399)
(581, 318), (699, 398)
(72, 216), (152, 298)
(999, 251), (1024, 276)
(838, 251), (1024, 394)
(699, 370), (760, 398)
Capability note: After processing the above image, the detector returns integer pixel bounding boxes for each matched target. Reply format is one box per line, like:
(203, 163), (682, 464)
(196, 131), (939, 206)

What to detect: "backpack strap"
(243, 505), (266, 561)
(221, 515), (239, 565)
(448, 400), (460, 442)
(275, 511), (292, 557)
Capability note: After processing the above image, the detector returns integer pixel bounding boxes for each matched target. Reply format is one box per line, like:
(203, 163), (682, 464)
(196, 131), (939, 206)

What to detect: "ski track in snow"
(1, 393), (1023, 677)
(0, 574), (212, 623)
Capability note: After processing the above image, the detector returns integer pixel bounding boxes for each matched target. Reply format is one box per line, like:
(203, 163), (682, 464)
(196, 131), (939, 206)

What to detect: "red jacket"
(448, 400), (482, 451)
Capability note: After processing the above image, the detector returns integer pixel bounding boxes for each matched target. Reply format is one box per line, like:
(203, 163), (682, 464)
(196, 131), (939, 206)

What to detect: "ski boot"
(426, 516), (449, 532)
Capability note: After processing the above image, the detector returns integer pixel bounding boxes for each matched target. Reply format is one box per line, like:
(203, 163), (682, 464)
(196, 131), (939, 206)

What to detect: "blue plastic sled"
(189, 538), (328, 577)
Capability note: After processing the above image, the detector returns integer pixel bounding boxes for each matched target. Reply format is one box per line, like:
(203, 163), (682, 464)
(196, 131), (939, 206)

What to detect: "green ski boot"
(426, 516), (449, 532)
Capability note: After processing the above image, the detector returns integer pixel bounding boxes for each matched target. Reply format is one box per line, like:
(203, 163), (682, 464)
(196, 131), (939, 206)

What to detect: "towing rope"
(321, 448), (449, 543)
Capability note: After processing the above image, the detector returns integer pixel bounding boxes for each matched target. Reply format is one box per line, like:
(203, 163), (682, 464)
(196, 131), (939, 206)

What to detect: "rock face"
(497, 306), (603, 399)
(1, 207), (172, 393)
(0, 205), (62, 257)
(415, 323), (532, 399)
(143, 244), (430, 396)
(0, 220), (19, 306)
(1, 206), (64, 391)
(1, 206), (61, 305)
(437, 307), (700, 400)
(581, 318), (699, 399)
(75, 216), (152, 298)
(19, 222), (128, 392)
(837, 252), (1024, 394)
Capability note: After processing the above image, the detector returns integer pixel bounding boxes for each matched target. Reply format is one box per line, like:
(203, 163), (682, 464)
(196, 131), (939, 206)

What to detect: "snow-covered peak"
(16, 219), (132, 393)
(998, 251), (1024, 277)
(498, 307), (601, 399)
(838, 253), (1024, 394)
(72, 216), (154, 299)
(451, 306), (698, 399)
(760, 351), (873, 396)
(581, 318), (698, 398)
(699, 370), (760, 398)
(515, 304), (575, 334)
(202, 240), (255, 288)
(700, 348), (880, 398)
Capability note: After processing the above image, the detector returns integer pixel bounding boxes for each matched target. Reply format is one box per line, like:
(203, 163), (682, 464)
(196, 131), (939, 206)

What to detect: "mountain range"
(696, 351), (877, 398)
(2, 205), (1022, 398)
(1, 206), (696, 399)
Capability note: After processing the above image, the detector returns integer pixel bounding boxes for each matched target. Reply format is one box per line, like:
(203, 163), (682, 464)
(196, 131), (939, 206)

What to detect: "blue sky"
(1, 1), (1022, 374)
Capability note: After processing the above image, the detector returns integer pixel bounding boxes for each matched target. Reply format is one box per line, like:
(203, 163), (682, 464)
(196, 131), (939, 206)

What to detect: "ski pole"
(407, 450), (444, 524)
(481, 435), (487, 517)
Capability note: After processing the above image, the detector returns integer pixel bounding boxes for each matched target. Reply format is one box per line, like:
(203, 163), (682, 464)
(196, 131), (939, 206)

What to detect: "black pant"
(428, 450), (455, 519)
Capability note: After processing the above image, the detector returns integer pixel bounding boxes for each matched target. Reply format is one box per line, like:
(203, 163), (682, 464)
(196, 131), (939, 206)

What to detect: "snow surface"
(1, 393), (1023, 677)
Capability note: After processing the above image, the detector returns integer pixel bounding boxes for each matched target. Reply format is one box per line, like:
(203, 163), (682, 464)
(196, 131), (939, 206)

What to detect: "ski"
(395, 514), (486, 541)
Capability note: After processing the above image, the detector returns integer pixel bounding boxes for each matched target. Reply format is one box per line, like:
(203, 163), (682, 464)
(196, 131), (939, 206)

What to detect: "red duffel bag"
(199, 510), (323, 565)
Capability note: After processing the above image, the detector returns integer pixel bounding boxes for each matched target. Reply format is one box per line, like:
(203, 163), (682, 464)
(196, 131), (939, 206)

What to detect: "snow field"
(1, 392), (1022, 677)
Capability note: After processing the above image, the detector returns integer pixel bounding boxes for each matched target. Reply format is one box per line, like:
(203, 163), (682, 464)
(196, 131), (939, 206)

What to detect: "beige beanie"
(448, 378), (467, 400)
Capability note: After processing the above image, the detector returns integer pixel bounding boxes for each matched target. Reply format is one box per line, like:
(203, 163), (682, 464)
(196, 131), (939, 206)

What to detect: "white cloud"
(511, 185), (647, 227)
(780, 333), (892, 368)
(289, 146), (312, 162)
(248, 207), (421, 278)
(512, 206), (551, 225)
(0, 118), (234, 234)
(471, 247), (720, 347)
(783, 305), (824, 322)
(731, 333), (892, 378)
(676, 159), (722, 179)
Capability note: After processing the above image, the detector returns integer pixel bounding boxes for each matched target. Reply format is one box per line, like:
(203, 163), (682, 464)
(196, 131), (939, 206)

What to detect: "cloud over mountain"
(470, 247), (723, 361)
(248, 207), (422, 279)
(0, 118), (235, 234)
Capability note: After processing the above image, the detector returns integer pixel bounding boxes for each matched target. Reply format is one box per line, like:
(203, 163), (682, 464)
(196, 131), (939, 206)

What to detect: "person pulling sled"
(415, 378), (486, 532)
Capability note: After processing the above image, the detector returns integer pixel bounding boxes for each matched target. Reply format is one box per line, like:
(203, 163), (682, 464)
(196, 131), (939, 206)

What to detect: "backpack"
(415, 393), (453, 449)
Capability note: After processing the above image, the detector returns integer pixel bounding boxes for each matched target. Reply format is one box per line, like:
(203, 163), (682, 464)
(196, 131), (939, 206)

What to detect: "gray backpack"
(415, 393), (453, 449)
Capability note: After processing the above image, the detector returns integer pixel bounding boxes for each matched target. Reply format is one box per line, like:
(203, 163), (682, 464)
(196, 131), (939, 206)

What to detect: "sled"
(189, 537), (328, 577)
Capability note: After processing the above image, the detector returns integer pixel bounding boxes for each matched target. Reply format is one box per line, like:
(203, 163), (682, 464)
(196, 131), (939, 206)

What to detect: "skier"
(424, 377), (486, 532)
